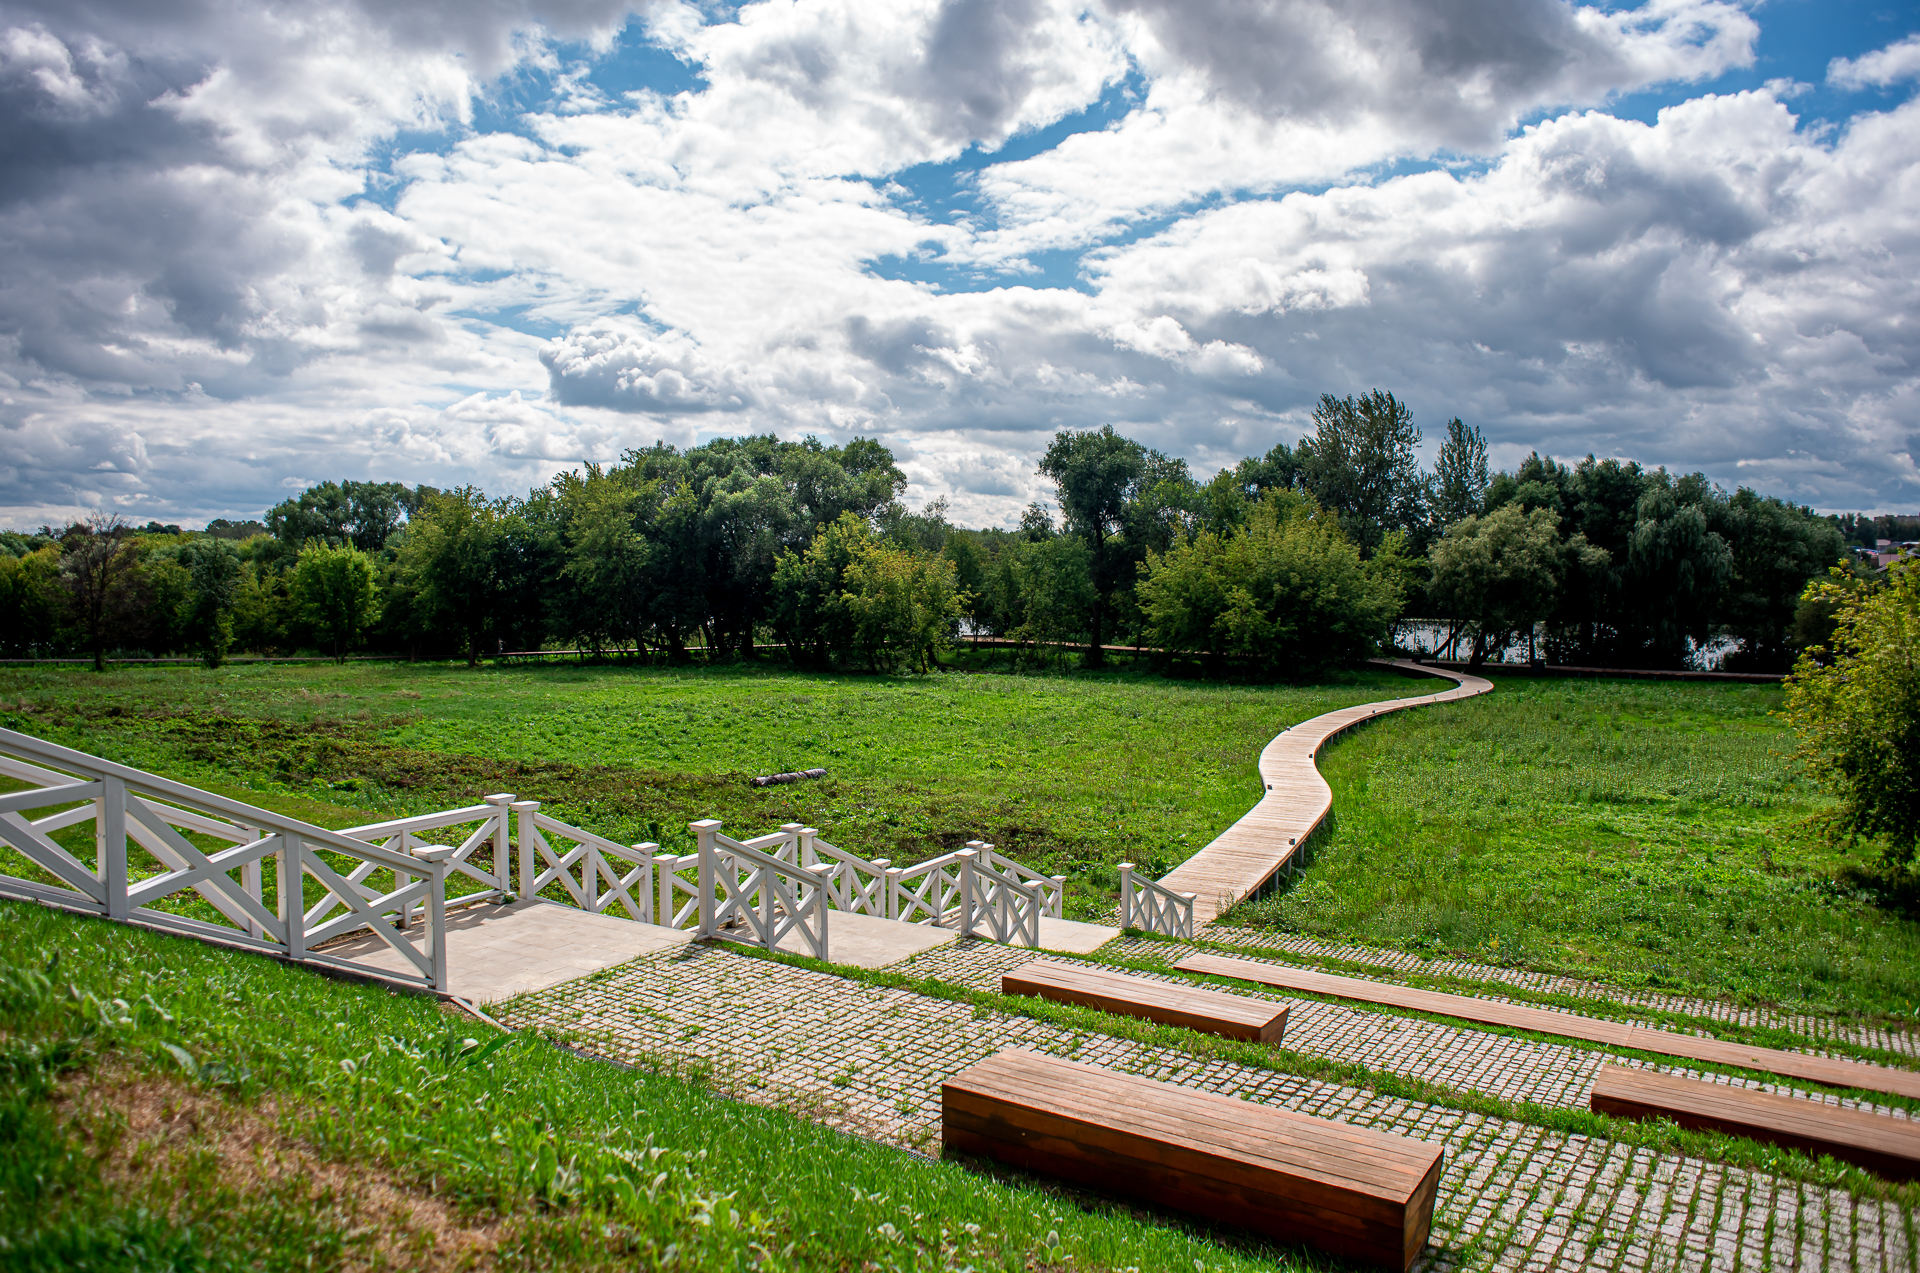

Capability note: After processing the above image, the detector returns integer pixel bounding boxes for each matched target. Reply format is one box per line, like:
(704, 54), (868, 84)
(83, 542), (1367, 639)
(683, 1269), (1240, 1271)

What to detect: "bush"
(1784, 561), (1920, 863)
(1136, 490), (1400, 676)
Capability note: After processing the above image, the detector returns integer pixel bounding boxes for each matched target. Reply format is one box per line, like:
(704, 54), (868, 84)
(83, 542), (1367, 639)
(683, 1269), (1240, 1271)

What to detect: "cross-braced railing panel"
(692, 820), (830, 961)
(0, 727), (454, 993)
(1118, 862), (1195, 939)
(959, 847), (1042, 946)
(513, 802), (657, 923)
(891, 849), (968, 926)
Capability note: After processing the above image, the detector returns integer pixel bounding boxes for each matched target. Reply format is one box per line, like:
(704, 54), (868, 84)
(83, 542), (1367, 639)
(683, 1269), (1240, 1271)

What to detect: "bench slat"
(1002, 960), (1288, 1042)
(943, 1049), (1442, 1272)
(1177, 953), (1920, 1101)
(1590, 1064), (1920, 1180)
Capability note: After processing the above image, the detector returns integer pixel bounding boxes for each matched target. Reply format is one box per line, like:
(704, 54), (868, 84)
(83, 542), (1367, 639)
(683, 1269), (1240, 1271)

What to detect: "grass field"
(1228, 674), (1920, 1017)
(7, 656), (1919, 1018)
(0, 658), (1405, 919)
(0, 898), (1317, 1272)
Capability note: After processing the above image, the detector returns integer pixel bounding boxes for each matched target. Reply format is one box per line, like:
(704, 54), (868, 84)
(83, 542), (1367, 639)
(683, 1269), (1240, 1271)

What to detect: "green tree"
(1136, 490), (1400, 676)
(0, 546), (60, 656)
(1431, 418), (1490, 527)
(1298, 390), (1428, 555)
(771, 513), (964, 672)
(1428, 504), (1607, 668)
(57, 515), (143, 671)
(1038, 425), (1179, 665)
(292, 541), (379, 661)
(178, 538), (243, 667)
(398, 488), (509, 666)
(1785, 561), (1920, 864)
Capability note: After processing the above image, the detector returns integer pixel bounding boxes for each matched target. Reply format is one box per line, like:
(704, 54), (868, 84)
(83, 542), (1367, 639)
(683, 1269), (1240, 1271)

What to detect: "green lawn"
(0, 899), (1313, 1272)
(0, 658), (1405, 919)
(1227, 675), (1920, 1017)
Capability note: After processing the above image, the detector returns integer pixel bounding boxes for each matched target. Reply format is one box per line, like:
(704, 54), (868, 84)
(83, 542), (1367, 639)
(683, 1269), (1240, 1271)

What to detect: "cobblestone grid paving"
(1189, 926), (1920, 1060)
(896, 940), (1919, 1121)
(499, 942), (1918, 1272)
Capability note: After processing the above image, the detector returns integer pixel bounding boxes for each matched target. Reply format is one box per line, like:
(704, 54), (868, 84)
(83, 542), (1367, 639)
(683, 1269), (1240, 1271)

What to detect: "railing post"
(797, 825), (818, 869)
(101, 774), (128, 920)
(780, 823), (805, 868)
(282, 833), (307, 961)
(885, 866), (902, 921)
(1118, 862), (1134, 929)
(415, 846), (453, 992)
(692, 820), (721, 937)
(806, 862), (833, 962)
(658, 853), (679, 928)
(1049, 874), (1067, 918)
(238, 823), (263, 940)
(633, 843), (659, 924)
(512, 801), (540, 900)
(484, 793), (516, 896)
(958, 849), (976, 938)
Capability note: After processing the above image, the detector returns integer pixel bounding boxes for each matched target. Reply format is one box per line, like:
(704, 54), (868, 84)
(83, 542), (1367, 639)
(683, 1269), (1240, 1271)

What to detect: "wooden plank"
(1177, 953), (1920, 1102)
(943, 1049), (1442, 1272)
(1002, 959), (1288, 1042)
(1590, 1064), (1920, 1180)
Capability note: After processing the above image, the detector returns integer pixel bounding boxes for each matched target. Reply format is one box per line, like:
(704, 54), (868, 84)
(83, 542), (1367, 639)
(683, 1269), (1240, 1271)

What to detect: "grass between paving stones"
(1224, 674), (1920, 1018)
(727, 944), (1920, 1205)
(0, 659), (1406, 922)
(1138, 930), (1920, 1071)
(0, 899), (1330, 1273)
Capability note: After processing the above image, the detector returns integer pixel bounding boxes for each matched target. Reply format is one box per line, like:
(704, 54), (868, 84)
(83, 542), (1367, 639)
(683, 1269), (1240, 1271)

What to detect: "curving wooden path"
(1158, 659), (1493, 924)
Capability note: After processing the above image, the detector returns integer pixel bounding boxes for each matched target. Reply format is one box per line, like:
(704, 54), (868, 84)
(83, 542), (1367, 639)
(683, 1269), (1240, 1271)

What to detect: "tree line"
(0, 391), (1872, 674)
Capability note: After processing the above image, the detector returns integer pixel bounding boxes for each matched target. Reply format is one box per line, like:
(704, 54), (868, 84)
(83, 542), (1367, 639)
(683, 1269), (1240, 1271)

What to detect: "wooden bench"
(1590, 1064), (1920, 1180)
(1002, 960), (1289, 1043)
(943, 1049), (1443, 1272)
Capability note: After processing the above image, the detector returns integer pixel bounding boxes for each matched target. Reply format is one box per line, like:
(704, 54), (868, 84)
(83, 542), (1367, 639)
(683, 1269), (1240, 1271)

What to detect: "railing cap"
(483, 792), (516, 805)
(1118, 861), (1135, 870)
(413, 845), (457, 863)
(780, 822), (805, 832)
(633, 842), (659, 852)
(689, 818), (723, 830)
(511, 800), (540, 811)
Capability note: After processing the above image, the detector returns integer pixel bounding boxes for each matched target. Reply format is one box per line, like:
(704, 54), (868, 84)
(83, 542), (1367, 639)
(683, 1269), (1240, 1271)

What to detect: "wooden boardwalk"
(1158, 660), (1493, 923)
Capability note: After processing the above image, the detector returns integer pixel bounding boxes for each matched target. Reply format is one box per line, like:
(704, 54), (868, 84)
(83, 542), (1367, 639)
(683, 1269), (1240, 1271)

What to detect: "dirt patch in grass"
(58, 1064), (499, 1271)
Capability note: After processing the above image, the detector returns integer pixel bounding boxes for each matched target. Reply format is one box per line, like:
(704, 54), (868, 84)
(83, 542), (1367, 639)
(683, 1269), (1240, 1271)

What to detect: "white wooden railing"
(958, 848), (1041, 946)
(692, 820), (831, 960)
(1118, 861), (1195, 939)
(511, 800), (659, 923)
(0, 727), (455, 992)
(334, 796), (514, 930)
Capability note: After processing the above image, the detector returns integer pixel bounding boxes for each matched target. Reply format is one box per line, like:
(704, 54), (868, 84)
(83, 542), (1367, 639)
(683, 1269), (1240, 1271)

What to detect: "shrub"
(1784, 560), (1920, 863)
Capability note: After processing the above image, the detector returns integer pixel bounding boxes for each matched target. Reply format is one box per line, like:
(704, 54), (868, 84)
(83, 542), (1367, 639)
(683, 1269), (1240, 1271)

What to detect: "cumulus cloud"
(0, 0), (1914, 528)
(1829, 34), (1920, 91)
(542, 323), (754, 412)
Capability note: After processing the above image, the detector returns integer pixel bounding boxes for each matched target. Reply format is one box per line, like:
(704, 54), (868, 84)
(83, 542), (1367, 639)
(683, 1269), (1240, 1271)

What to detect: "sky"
(1, 0), (1917, 530)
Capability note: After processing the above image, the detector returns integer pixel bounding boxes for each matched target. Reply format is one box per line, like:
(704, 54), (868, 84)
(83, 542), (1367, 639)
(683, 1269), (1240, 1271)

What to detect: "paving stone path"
(501, 940), (1915, 1272)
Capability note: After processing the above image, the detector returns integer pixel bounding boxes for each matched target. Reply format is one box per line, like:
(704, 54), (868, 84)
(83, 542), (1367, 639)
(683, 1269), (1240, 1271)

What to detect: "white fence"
(1118, 861), (1195, 939)
(0, 727), (1086, 982)
(0, 727), (457, 992)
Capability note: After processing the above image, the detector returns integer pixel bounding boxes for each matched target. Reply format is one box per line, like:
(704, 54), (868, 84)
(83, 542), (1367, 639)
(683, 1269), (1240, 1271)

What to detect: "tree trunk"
(1087, 593), (1106, 668)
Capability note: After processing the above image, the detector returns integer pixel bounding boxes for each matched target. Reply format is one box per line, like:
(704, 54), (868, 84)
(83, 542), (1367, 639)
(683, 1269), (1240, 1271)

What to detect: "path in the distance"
(1158, 658), (1493, 924)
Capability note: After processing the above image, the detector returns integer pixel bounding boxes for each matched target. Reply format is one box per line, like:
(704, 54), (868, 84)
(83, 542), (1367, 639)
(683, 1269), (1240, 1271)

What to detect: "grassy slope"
(1228, 675), (1920, 1016)
(0, 659), (1404, 918)
(0, 900), (1314, 1272)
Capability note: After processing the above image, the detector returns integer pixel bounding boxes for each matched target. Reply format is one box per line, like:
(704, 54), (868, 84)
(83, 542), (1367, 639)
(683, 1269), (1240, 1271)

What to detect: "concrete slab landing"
(760, 909), (961, 968)
(1038, 917), (1122, 954)
(326, 898), (694, 1004)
